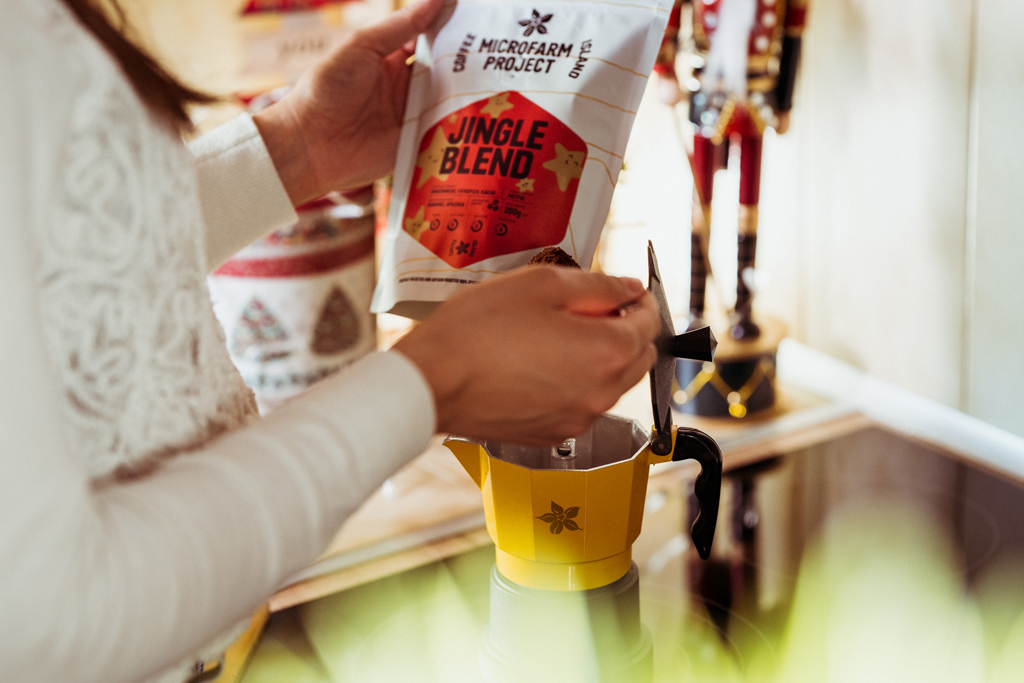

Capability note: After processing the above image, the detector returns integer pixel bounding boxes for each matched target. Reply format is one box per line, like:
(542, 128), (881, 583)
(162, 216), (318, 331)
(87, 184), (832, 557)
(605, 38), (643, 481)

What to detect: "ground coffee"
(528, 246), (581, 268)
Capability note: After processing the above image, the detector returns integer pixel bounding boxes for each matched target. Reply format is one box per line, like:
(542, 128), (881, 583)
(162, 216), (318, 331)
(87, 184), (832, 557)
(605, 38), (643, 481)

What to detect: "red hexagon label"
(402, 91), (587, 268)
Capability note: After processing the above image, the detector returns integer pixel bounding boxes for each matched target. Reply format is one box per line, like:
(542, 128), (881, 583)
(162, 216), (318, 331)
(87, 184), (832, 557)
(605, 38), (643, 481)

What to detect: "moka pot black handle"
(671, 427), (723, 560)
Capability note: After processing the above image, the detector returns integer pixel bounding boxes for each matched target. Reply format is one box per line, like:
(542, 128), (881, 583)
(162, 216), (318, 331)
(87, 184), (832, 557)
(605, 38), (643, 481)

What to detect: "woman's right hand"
(393, 266), (660, 446)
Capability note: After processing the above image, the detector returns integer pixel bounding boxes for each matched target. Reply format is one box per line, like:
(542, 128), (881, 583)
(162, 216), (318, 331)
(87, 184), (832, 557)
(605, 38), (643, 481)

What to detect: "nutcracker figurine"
(657, 0), (809, 418)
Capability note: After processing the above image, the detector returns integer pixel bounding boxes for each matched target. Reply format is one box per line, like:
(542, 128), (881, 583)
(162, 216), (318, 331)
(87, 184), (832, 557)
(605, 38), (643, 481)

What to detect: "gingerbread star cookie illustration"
(403, 206), (430, 241)
(542, 144), (586, 192)
(516, 177), (535, 193)
(415, 128), (451, 189)
(480, 92), (515, 118)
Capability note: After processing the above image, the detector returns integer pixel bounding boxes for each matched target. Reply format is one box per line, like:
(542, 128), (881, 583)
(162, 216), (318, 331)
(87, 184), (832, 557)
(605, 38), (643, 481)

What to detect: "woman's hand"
(394, 267), (661, 446)
(253, 0), (446, 205)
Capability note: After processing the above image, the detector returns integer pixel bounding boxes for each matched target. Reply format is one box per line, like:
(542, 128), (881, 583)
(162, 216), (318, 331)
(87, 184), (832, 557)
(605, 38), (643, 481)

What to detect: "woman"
(0, 0), (659, 681)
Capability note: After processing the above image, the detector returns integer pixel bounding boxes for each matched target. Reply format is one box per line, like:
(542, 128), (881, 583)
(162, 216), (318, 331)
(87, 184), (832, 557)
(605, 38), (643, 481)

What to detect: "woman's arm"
(190, 114), (299, 271)
(0, 86), (435, 678)
(1, 32), (436, 683)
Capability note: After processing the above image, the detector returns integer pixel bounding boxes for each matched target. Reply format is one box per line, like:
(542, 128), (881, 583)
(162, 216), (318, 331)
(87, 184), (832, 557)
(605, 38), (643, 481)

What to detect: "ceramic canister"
(208, 190), (377, 413)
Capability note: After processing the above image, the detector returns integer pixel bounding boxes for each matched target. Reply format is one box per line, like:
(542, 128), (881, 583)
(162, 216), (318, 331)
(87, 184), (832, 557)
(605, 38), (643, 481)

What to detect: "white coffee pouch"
(372, 0), (673, 319)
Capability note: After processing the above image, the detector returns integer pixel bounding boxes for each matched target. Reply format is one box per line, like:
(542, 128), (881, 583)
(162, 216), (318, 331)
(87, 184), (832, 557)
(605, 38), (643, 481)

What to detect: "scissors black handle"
(646, 241), (722, 560)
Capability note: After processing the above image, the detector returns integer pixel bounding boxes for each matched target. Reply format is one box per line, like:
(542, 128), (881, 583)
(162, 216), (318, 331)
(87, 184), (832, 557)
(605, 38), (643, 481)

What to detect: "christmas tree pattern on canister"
(232, 298), (291, 362)
(311, 286), (360, 356)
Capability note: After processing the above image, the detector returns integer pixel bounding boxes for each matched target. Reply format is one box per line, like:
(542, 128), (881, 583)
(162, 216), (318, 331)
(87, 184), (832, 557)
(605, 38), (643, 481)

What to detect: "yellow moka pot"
(444, 415), (722, 592)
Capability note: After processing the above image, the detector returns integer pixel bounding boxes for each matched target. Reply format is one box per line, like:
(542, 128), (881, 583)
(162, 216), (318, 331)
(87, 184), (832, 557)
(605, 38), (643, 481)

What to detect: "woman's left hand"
(253, 0), (446, 205)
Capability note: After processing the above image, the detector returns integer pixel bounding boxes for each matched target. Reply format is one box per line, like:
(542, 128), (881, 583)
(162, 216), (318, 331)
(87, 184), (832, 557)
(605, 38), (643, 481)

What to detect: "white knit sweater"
(0, 2), (435, 682)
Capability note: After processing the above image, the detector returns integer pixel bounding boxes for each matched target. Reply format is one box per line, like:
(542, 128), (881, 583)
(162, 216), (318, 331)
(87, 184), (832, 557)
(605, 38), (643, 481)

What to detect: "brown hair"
(60, 0), (217, 130)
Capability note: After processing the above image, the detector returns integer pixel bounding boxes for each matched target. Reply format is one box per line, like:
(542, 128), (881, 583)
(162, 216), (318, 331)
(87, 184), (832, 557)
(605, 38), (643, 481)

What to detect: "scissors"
(645, 241), (723, 559)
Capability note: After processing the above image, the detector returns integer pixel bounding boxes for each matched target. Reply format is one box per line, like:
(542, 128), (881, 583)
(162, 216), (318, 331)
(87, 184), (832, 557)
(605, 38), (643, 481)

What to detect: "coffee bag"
(372, 0), (673, 319)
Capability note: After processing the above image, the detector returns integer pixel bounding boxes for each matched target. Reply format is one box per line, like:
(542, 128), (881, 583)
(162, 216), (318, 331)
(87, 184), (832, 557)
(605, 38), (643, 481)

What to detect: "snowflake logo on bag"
(519, 9), (553, 36)
(537, 501), (581, 534)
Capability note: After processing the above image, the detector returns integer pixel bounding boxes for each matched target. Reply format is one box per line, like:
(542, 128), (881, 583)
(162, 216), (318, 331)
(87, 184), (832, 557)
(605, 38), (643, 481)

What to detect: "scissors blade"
(647, 242), (676, 443)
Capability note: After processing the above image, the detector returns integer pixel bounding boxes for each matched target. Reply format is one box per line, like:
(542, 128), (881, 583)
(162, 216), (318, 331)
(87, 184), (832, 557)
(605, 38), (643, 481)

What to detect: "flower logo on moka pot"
(537, 501), (581, 534)
(519, 9), (553, 36)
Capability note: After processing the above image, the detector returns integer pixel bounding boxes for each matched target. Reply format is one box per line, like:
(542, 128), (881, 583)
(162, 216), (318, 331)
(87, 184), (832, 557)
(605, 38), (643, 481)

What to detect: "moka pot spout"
(443, 439), (488, 489)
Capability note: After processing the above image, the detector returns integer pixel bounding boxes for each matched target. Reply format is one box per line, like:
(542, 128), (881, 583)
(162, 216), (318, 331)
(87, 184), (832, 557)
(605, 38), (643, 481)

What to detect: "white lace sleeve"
(0, 39), (435, 683)
(189, 114), (299, 271)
